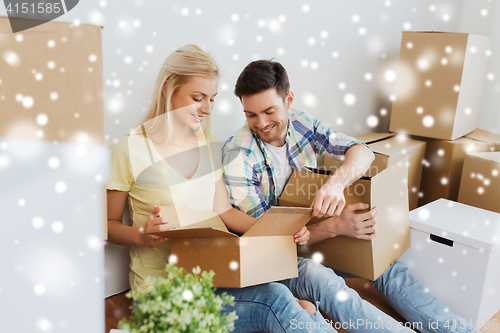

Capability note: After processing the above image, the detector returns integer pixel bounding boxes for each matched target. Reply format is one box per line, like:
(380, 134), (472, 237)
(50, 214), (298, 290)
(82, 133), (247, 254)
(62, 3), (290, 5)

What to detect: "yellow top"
(106, 132), (222, 291)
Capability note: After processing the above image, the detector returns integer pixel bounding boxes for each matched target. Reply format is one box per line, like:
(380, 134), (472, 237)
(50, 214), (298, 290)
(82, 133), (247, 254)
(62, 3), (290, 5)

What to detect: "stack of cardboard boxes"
(278, 31), (500, 325)
(389, 31), (500, 208)
(389, 32), (500, 325)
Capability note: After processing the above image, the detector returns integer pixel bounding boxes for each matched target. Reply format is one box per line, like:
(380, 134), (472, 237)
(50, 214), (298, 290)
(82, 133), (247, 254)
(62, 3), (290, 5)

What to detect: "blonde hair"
(134, 44), (219, 143)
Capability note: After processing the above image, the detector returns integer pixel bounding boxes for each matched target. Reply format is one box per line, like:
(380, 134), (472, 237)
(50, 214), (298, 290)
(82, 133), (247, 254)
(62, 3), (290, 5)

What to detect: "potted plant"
(118, 264), (238, 333)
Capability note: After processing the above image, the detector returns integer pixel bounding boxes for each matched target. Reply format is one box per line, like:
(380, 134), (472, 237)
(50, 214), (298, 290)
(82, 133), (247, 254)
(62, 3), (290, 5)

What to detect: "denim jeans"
(217, 282), (337, 333)
(280, 257), (416, 333)
(218, 258), (416, 333)
(219, 258), (479, 333)
(337, 259), (479, 333)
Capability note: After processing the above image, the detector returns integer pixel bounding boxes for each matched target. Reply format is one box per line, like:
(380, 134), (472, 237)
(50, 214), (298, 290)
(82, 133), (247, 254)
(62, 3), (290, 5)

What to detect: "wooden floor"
(105, 278), (499, 333)
(105, 290), (133, 333)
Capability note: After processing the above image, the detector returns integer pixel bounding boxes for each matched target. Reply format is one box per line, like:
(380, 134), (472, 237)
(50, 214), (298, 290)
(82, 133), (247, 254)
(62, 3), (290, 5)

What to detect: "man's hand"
(310, 178), (346, 218)
(139, 205), (176, 248)
(333, 203), (379, 240)
(294, 226), (310, 245)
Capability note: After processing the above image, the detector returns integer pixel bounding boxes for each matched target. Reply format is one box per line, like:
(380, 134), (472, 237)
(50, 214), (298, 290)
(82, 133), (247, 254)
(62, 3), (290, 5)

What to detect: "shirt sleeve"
(206, 133), (223, 182)
(312, 116), (370, 162)
(222, 144), (271, 219)
(106, 139), (133, 192)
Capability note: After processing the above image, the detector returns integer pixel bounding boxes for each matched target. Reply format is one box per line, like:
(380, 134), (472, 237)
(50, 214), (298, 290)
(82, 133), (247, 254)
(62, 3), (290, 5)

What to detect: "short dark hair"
(234, 60), (290, 101)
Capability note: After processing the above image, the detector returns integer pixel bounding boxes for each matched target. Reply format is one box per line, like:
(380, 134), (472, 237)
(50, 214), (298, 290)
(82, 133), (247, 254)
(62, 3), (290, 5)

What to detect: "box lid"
(242, 206), (312, 237)
(149, 206), (236, 239)
(464, 129), (500, 145)
(355, 132), (395, 144)
(467, 151), (500, 164)
(149, 206), (312, 239)
(409, 199), (500, 252)
(368, 135), (425, 158)
(403, 31), (469, 35)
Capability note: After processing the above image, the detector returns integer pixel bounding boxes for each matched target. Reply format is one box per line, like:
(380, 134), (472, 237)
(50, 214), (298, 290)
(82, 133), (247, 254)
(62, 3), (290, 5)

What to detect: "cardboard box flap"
(159, 206), (228, 230)
(465, 129), (500, 145)
(147, 206), (234, 238)
(404, 31), (466, 35)
(468, 152), (500, 163)
(371, 155), (409, 202)
(368, 136), (425, 157)
(355, 133), (395, 144)
(242, 207), (312, 237)
(306, 167), (371, 180)
(410, 199), (500, 252)
(150, 227), (236, 239)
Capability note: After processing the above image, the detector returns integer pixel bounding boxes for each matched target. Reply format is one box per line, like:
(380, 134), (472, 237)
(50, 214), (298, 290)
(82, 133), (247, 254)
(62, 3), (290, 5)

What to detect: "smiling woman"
(135, 45), (219, 146)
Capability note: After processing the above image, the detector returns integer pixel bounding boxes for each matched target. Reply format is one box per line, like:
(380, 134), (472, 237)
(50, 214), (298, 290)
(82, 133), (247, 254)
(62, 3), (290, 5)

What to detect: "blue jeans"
(341, 259), (479, 333)
(219, 258), (478, 333)
(218, 258), (416, 332)
(217, 282), (337, 333)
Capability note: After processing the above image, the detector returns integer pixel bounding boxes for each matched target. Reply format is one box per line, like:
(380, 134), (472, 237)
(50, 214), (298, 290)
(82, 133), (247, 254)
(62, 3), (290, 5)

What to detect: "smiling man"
(221, 59), (479, 333)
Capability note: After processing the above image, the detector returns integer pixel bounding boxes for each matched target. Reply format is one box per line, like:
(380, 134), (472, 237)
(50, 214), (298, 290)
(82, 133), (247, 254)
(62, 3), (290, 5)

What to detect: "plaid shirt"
(222, 109), (364, 218)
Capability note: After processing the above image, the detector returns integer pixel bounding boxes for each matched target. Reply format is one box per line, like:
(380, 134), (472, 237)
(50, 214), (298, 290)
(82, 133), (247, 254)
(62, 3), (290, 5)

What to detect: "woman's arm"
(213, 178), (257, 234)
(107, 190), (173, 247)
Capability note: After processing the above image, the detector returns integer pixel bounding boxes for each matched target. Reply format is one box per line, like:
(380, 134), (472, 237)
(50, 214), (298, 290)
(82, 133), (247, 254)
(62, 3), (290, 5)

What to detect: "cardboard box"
(0, 17), (107, 333)
(0, 18), (104, 144)
(324, 133), (426, 210)
(0, 17), (108, 238)
(399, 199), (500, 325)
(390, 32), (491, 140)
(458, 152), (500, 214)
(465, 129), (500, 151)
(149, 206), (312, 288)
(279, 156), (410, 281)
(416, 129), (500, 207)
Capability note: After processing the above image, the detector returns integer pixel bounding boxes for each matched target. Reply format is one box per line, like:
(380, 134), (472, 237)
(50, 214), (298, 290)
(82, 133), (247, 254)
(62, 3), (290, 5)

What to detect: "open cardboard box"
(279, 156), (410, 281)
(324, 133), (425, 210)
(148, 206), (312, 288)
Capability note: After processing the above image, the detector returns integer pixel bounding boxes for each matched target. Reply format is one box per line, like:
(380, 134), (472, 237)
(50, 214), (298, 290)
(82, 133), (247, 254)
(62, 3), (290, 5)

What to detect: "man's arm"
(222, 144), (271, 219)
(307, 203), (379, 245)
(221, 144), (309, 243)
(310, 143), (374, 218)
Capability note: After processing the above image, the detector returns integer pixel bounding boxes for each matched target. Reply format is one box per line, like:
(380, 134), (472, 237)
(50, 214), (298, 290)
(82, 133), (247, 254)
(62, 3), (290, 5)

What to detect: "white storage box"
(399, 199), (500, 327)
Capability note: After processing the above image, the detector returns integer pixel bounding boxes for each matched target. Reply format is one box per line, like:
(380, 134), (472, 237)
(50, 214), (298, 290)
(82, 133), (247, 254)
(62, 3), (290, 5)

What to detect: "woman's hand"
(139, 205), (177, 248)
(294, 226), (310, 245)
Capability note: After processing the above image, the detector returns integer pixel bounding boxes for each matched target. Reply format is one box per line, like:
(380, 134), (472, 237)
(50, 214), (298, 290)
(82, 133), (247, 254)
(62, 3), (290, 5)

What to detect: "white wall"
(458, 0), (500, 134)
(5, 0), (493, 143)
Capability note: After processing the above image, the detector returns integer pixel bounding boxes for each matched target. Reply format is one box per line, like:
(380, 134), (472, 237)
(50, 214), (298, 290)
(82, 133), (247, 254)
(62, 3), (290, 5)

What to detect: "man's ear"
(285, 91), (294, 110)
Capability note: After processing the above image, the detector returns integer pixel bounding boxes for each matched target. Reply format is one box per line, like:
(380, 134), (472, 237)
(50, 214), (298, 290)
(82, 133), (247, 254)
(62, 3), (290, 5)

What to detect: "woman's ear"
(285, 91), (294, 110)
(162, 81), (168, 97)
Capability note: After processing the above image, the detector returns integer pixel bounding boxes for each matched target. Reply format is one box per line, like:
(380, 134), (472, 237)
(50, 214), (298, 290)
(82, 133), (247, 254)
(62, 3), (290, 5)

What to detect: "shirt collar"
(251, 118), (293, 154)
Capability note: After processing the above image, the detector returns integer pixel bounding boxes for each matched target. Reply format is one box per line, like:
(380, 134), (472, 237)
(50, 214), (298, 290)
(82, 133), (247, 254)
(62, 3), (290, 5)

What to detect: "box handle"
(430, 234), (453, 247)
